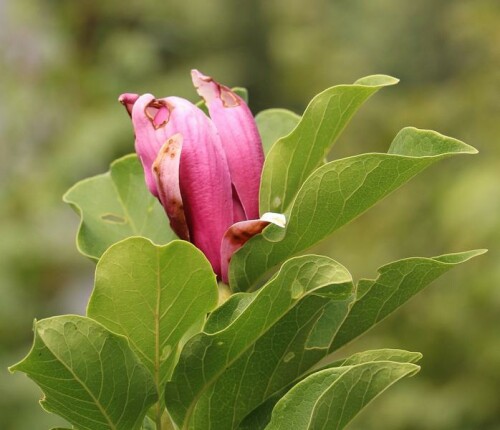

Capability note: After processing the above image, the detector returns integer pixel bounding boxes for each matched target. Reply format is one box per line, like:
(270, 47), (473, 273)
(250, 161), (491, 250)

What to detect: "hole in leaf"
(101, 213), (126, 224)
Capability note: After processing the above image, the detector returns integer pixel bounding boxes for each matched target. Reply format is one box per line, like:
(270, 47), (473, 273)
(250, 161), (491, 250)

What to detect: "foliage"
(2, 1), (498, 429)
(10, 316), (158, 430)
(63, 156), (175, 260)
(9, 75), (484, 429)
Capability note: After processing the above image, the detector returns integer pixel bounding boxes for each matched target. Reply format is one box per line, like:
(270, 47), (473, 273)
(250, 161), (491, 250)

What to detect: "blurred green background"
(1, 0), (498, 428)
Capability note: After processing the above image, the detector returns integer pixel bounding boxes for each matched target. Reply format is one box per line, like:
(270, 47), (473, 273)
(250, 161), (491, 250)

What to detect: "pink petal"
(192, 70), (264, 220)
(220, 213), (286, 284)
(173, 103), (233, 277)
(118, 93), (140, 117)
(131, 94), (168, 196)
(131, 94), (207, 197)
(232, 186), (246, 224)
(129, 92), (234, 276)
(152, 133), (190, 241)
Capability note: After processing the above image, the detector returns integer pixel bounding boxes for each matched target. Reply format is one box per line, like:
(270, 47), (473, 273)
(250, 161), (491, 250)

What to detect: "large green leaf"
(259, 74), (399, 214)
(165, 255), (356, 429)
(87, 238), (218, 406)
(63, 154), (175, 260)
(238, 349), (422, 430)
(264, 360), (420, 430)
(331, 249), (487, 351)
(255, 108), (301, 155)
(10, 316), (157, 430)
(230, 127), (478, 291)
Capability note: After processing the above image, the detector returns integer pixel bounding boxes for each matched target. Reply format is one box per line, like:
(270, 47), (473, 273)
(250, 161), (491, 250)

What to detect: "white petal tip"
(191, 69), (210, 86)
(261, 212), (286, 228)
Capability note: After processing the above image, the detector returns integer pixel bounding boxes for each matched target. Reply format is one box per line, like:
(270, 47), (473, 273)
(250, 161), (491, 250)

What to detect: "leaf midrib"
(40, 327), (118, 430)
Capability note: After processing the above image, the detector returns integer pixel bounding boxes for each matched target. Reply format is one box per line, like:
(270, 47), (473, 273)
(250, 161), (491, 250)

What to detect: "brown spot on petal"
(170, 198), (183, 211)
(220, 219), (270, 283)
(220, 86), (240, 108)
(152, 135), (190, 241)
(193, 72), (240, 107)
(228, 227), (255, 244)
(145, 99), (171, 129)
(226, 221), (268, 247)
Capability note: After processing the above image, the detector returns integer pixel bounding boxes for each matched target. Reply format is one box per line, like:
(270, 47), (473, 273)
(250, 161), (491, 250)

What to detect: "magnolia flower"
(119, 70), (285, 282)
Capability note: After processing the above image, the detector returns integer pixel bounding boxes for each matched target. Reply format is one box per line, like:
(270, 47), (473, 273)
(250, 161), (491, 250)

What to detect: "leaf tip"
(434, 248), (488, 265)
(458, 141), (479, 155)
(354, 74), (400, 87)
(412, 352), (423, 363)
(390, 127), (479, 156)
(407, 363), (421, 377)
(468, 145), (479, 154)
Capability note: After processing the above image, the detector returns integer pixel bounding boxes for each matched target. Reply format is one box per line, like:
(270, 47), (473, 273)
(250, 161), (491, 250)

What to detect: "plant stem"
(156, 403), (162, 430)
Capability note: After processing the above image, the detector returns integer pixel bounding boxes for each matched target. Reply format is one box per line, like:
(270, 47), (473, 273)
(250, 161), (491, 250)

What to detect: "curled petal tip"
(118, 93), (140, 117)
(191, 69), (209, 81)
(260, 212), (287, 228)
(191, 69), (213, 89)
(220, 213), (286, 283)
(191, 69), (218, 104)
(118, 93), (139, 104)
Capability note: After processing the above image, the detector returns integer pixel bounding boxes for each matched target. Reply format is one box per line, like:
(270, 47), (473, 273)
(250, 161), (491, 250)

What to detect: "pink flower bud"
(119, 71), (283, 282)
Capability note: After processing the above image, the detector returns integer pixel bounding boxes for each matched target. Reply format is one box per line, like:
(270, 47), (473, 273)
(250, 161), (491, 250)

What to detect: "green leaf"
(87, 237), (218, 405)
(238, 253), (485, 429)
(141, 416), (156, 430)
(264, 360), (420, 430)
(63, 154), (175, 260)
(10, 316), (157, 430)
(238, 349), (422, 430)
(238, 249), (484, 428)
(260, 74), (399, 214)
(165, 255), (355, 429)
(230, 127), (478, 291)
(325, 348), (422, 367)
(255, 108), (301, 155)
(331, 249), (487, 351)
